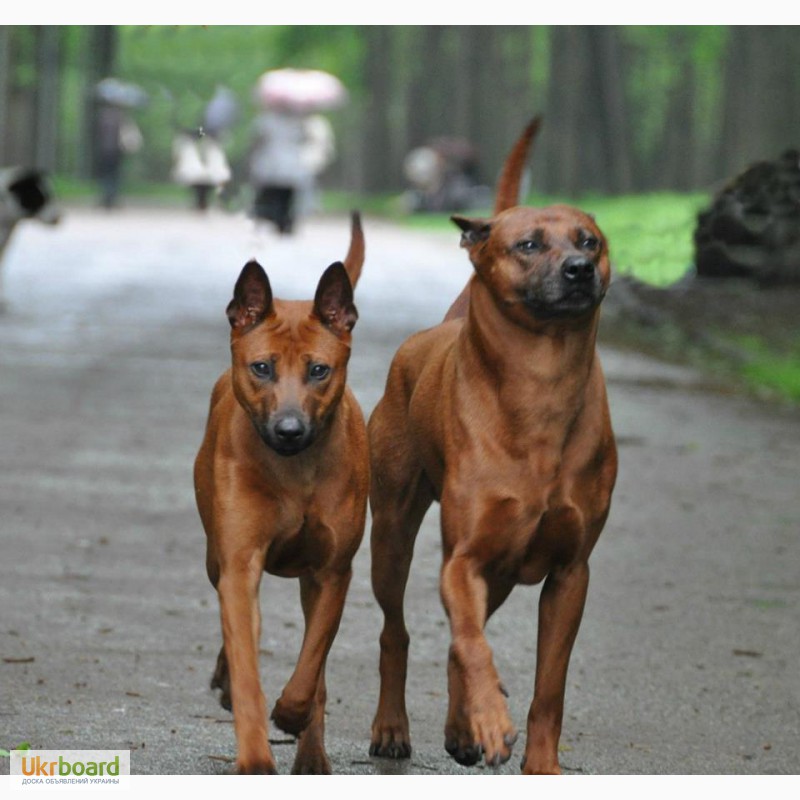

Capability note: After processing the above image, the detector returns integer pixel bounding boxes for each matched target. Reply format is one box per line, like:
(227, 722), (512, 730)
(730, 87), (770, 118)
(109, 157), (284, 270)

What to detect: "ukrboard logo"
(9, 750), (130, 790)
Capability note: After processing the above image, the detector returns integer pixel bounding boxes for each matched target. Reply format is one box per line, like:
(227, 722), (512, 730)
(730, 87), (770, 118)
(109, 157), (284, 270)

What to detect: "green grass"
(326, 189), (710, 288)
(734, 336), (800, 403)
(582, 192), (709, 286)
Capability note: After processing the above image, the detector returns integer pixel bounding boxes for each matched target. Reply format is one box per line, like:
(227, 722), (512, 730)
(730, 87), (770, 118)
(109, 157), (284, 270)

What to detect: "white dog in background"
(0, 167), (60, 310)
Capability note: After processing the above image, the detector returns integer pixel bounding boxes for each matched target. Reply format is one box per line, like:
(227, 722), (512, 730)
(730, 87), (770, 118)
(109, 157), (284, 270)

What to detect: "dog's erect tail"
(493, 115), (542, 214)
(343, 211), (365, 289)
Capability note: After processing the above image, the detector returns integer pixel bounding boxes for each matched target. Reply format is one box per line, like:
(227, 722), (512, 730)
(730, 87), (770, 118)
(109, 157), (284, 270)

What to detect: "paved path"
(0, 208), (798, 775)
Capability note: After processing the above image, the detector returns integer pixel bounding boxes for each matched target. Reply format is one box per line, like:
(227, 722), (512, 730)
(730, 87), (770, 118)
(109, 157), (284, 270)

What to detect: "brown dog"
(194, 213), (368, 774)
(368, 120), (617, 774)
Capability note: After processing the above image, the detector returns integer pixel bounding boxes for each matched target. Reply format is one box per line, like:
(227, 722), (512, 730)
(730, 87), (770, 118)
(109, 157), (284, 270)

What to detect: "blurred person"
(248, 108), (305, 234)
(203, 85), (240, 140)
(402, 136), (491, 213)
(94, 103), (142, 208)
(167, 86), (238, 211)
(171, 129), (232, 211)
(248, 109), (336, 234)
(297, 113), (336, 215)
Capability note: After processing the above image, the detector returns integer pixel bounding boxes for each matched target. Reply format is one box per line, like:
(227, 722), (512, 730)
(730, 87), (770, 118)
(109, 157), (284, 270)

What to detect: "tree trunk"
(0, 26), (11, 166)
(34, 26), (60, 172)
(81, 25), (116, 179)
(361, 26), (395, 192)
(719, 26), (800, 180)
(545, 26), (597, 195)
(660, 30), (694, 191)
(591, 26), (634, 193)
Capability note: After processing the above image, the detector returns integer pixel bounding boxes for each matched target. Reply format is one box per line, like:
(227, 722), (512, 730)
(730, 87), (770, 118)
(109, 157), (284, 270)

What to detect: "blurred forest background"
(2, 24), (800, 403)
(2, 24), (799, 196)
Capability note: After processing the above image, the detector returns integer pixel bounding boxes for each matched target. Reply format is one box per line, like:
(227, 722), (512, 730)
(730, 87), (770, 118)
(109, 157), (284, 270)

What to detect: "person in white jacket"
(171, 86), (238, 211)
(171, 130), (232, 211)
(248, 109), (335, 233)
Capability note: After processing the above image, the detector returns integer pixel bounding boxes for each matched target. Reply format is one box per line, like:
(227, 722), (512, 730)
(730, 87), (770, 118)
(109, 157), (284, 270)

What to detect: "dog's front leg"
(440, 551), (518, 767)
(291, 672), (330, 774)
(272, 569), (352, 743)
(522, 561), (589, 775)
(217, 549), (276, 774)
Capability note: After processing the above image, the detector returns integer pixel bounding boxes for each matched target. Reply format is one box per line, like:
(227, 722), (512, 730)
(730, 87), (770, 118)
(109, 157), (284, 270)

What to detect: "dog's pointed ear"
(313, 261), (358, 336)
(451, 216), (492, 249)
(226, 259), (274, 331)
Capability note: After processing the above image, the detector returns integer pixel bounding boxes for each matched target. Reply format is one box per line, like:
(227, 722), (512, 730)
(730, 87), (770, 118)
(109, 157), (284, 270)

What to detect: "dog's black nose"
(273, 415), (306, 443)
(562, 256), (596, 283)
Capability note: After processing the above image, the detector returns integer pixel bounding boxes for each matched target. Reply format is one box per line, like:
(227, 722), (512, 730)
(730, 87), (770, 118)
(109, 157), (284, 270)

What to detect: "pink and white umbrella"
(255, 68), (348, 113)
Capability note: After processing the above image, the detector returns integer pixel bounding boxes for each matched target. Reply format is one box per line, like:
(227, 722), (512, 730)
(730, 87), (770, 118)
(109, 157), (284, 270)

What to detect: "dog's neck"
(461, 277), (600, 429)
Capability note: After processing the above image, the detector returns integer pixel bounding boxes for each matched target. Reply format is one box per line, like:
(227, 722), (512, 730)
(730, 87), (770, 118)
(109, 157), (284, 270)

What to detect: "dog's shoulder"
(208, 368), (233, 409)
(389, 318), (462, 383)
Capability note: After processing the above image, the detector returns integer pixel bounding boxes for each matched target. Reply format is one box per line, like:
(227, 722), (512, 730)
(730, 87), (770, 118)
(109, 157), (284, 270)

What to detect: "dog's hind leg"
(368, 423), (434, 759)
(210, 646), (232, 711)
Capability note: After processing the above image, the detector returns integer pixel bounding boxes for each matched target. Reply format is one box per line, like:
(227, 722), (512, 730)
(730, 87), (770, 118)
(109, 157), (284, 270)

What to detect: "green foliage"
(391, 190), (708, 287)
(735, 336), (800, 403)
(586, 192), (709, 286)
(620, 26), (728, 169)
(111, 26), (365, 182)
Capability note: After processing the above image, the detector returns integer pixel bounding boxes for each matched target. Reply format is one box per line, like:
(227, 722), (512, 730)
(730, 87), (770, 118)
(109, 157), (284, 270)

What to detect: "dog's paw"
(234, 758), (278, 775)
(369, 720), (412, 759)
(444, 714), (517, 768)
(271, 693), (313, 737)
(292, 749), (332, 775)
(444, 736), (482, 767)
(520, 750), (561, 775)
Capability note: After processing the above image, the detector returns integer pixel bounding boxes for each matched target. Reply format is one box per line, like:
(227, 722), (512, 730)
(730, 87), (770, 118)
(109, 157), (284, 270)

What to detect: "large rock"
(694, 150), (800, 284)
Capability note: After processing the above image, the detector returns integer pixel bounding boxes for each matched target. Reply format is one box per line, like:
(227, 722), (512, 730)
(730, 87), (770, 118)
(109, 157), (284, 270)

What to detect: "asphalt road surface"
(1, 208), (798, 777)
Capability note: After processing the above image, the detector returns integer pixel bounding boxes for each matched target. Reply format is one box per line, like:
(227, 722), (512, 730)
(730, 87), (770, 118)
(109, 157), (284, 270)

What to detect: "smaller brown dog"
(368, 120), (617, 774)
(194, 213), (368, 774)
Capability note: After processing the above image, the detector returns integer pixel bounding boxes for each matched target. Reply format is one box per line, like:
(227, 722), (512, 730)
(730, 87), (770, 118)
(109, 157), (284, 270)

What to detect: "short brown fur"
(368, 123), (617, 773)
(194, 214), (368, 774)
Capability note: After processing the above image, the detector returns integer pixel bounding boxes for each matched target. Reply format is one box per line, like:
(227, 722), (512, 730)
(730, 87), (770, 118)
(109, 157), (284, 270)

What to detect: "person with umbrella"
(171, 86), (238, 211)
(248, 69), (344, 234)
(93, 78), (147, 210)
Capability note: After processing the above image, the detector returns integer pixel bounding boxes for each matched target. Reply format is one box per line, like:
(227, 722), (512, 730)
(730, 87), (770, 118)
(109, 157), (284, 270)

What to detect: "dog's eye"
(250, 361), (274, 379)
(579, 236), (599, 250)
(308, 363), (331, 381)
(516, 239), (541, 253)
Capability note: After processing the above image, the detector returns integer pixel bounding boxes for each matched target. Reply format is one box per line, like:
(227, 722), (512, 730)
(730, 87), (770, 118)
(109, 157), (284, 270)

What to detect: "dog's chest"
(514, 503), (585, 584)
(263, 511), (335, 577)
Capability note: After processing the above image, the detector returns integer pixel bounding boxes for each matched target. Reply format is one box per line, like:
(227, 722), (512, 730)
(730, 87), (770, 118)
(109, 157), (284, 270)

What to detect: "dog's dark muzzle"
(523, 257), (605, 319)
(561, 255), (596, 285)
(257, 412), (315, 456)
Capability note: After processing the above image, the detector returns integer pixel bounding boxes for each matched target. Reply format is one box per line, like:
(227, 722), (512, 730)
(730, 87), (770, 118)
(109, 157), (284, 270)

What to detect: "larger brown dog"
(368, 121), (617, 774)
(194, 213), (368, 774)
